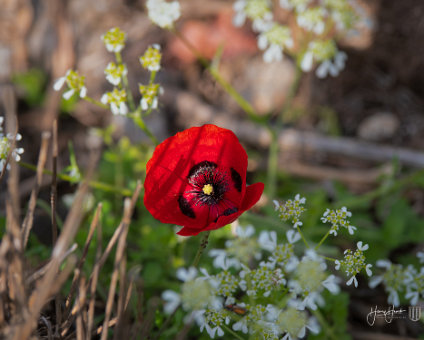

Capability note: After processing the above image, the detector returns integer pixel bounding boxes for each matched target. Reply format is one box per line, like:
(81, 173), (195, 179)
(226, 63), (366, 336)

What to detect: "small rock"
(357, 111), (400, 141)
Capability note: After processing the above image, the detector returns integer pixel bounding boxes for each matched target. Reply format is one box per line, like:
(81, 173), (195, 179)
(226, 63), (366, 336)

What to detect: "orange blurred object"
(168, 11), (258, 64)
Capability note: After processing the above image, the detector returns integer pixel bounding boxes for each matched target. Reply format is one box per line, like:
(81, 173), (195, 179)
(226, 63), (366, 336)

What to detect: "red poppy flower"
(143, 124), (264, 236)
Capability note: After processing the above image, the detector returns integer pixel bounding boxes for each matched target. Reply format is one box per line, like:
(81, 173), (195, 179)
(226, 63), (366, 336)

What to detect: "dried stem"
(21, 132), (51, 248)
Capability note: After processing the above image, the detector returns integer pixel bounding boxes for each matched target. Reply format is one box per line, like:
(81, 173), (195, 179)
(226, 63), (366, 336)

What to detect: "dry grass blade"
(76, 277), (87, 340)
(11, 150), (99, 340)
(100, 186), (140, 340)
(64, 203), (102, 318)
(21, 131), (51, 248)
(86, 220), (103, 337)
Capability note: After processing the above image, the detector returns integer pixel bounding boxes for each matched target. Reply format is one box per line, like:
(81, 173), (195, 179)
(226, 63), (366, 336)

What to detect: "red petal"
(240, 182), (264, 211)
(144, 125), (248, 228)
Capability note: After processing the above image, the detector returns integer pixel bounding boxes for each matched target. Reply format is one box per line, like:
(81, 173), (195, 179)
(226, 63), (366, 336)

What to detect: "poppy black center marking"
(178, 195), (195, 218)
(186, 161), (228, 207)
(230, 168), (242, 192)
(178, 161), (241, 220)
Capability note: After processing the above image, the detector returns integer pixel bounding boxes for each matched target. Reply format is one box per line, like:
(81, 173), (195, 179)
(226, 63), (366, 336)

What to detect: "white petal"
(79, 86), (87, 98)
(63, 89), (75, 100)
(300, 51), (314, 72)
(53, 77), (66, 91)
(100, 94), (108, 104)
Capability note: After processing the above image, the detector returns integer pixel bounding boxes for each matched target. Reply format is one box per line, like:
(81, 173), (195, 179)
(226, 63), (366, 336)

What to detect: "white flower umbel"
(233, 0), (273, 31)
(275, 194), (306, 228)
(101, 88), (128, 115)
(104, 62), (127, 86)
(335, 241), (372, 288)
(296, 7), (326, 35)
(300, 40), (347, 78)
(53, 69), (87, 99)
(139, 83), (161, 111)
(200, 309), (230, 338)
(258, 230), (278, 252)
(369, 260), (415, 307)
(232, 304), (267, 335)
(146, 0), (180, 29)
(0, 119), (24, 173)
(139, 44), (162, 72)
(287, 250), (339, 310)
(321, 206), (356, 236)
(279, 0), (311, 13)
(258, 24), (293, 62)
(273, 306), (319, 340)
(101, 27), (126, 53)
(404, 266), (424, 306)
(224, 225), (261, 265)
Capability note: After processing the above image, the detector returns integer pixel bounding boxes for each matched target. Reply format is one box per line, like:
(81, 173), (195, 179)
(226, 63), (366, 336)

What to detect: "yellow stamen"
(202, 184), (214, 195)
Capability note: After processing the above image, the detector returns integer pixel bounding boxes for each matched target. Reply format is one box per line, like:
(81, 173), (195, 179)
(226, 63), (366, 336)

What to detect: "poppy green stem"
(191, 231), (211, 268)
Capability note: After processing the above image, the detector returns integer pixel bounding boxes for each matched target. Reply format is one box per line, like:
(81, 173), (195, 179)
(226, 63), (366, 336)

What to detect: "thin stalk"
(131, 113), (159, 145)
(315, 229), (331, 250)
(266, 129), (278, 199)
(267, 65), (303, 199)
(171, 28), (262, 123)
(19, 161), (133, 196)
(191, 231), (211, 268)
(222, 324), (245, 340)
(296, 225), (310, 248)
(115, 51), (136, 112)
(83, 96), (109, 109)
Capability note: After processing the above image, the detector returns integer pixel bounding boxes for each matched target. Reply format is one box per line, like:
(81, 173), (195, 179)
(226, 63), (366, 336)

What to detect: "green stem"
(191, 231), (211, 268)
(171, 28), (262, 123)
(115, 51), (136, 112)
(222, 324), (245, 340)
(311, 309), (336, 340)
(19, 161), (133, 196)
(267, 65), (303, 199)
(296, 225), (310, 248)
(131, 113), (159, 145)
(266, 128), (278, 199)
(315, 229), (331, 250)
(83, 96), (109, 109)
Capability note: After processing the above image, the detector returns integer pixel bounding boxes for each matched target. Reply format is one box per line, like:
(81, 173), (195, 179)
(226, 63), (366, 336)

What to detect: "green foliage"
(309, 291), (351, 340)
(12, 68), (47, 106)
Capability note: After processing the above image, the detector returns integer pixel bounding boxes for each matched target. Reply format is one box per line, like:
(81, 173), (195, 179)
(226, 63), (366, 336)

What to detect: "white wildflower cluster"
(0, 117), (24, 173)
(146, 0), (181, 29)
(321, 206), (356, 236)
(162, 225), (346, 339)
(335, 241), (372, 288)
(101, 27), (127, 53)
(274, 194), (306, 228)
(231, 0), (367, 78)
(53, 28), (164, 120)
(101, 88), (128, 116)
(53, 69), (87, 100)
(369, 253), (424, 306)
(138, 45), (163, 111)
